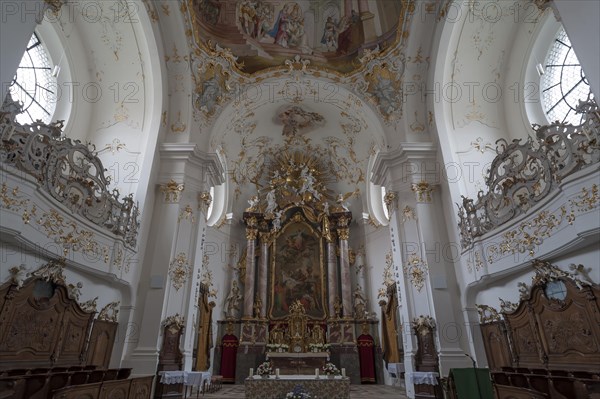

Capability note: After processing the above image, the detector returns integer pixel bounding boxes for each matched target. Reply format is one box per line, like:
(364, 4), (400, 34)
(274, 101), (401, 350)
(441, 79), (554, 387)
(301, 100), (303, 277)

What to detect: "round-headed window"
(541, 27), (593, 126)
(10, 32), (57, 125)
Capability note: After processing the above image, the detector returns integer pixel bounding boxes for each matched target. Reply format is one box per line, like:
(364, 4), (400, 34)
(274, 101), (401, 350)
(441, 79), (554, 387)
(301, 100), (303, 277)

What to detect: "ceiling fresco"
(190, 0), (405, 74)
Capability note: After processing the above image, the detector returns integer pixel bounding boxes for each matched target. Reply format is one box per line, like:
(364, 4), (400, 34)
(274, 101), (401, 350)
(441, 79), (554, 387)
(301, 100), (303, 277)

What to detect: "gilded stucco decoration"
(198, 192), (212, 216)
(383, 191), (398, 217)
(194, 61), (232, 117)
(161, 180), (185, 203)
(162, 314), (185, 332)
(276, 105), (325, 137)
(8, 265), (28, 289)
(31, 259), (67, 286)
(226, 129), (371, 201)
(0, 96), (140, 247)
(179, 204), (196, 223)
(98, 301), (120, 322)
(361, 61), (405, 121)
(498, 297), (518, 313)
(67, 282), (83, 301)
(80, 297), (99, 313)
(169, 253), (191, 291)
(0, 183), (115, 262)
(404, 253), (428, 292)
(401, 205), (416, 223)
(411, 181), (435, 203)
(476, 304), (501, 324)
(475, 184), (598, 263)
(457, 100), (599, 249)
(530, 259), (592, 290)
(411, 315), (436, 335)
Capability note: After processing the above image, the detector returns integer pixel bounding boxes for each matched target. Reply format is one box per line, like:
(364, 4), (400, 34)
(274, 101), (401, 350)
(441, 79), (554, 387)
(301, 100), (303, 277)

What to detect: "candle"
(276, 369), (280, 378)
(249, 368), (254, 377)
(315, 368), (319, 378)
(341, 368), (346, 377)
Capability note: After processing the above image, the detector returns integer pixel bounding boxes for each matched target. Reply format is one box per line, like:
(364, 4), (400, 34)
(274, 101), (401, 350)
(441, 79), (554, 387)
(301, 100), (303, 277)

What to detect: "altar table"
(245, 375), (350, 399)
(266, 352), (329, 375)
(159, 371), (212, 398)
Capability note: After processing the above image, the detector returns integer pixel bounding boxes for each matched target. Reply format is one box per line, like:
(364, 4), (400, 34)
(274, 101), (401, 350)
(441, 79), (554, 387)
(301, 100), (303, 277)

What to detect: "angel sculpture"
(9, 264), (28, 289)
(273, 209), (284, 231)
(246, 195), (259, 212)
(265, 189), (278, 215)
(334, 190), (357, 212)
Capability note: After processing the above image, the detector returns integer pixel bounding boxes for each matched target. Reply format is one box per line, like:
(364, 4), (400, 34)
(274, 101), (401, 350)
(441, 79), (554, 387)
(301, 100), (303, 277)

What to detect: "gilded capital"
(246, 227), (258, 240)
(338, 227), (349, 240)
(160, 179), (184, 203)
(411, 181), (435, 203)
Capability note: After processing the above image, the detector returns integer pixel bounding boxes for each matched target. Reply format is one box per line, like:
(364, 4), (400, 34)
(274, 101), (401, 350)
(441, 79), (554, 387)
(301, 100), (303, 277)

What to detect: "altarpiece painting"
(270, 214), (326, 320)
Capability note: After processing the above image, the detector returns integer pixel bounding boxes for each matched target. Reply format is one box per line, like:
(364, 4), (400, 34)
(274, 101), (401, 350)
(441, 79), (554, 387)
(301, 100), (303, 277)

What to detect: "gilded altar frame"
(269, 211), (327, 320)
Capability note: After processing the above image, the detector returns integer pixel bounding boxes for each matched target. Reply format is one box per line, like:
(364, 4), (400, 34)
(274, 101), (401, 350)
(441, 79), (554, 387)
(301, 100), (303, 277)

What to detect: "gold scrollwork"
(161, 180), (184, 203)
(337, 228), (349, 240)
(179, 204), (196, 223)
(476, 304), (501, 324)
(169, 253), (190, 291)
(411, 181), (435, 203)
(98, 301), (120, 322)
(403, 253), (428, 292)
(246, 227), (258, 240)
(382, 191), (398, 217)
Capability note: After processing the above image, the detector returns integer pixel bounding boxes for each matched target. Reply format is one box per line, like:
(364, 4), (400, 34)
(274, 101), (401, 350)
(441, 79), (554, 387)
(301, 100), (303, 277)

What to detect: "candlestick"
(341, 368), (346, 377)
(276, 368), (280, 378)
(315, 368), (319, 378)
(249, 368), (254, 377)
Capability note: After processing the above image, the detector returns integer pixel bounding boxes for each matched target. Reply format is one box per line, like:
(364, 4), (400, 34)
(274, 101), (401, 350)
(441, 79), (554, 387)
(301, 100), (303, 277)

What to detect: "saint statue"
(310, 325), (325, 345)
(225, 280), (242, 319)
(353, 285), (367, 319)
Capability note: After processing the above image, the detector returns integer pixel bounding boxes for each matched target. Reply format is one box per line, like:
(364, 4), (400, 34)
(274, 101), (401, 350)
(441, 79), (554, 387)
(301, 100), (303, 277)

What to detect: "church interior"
(0, 0), (599, 398)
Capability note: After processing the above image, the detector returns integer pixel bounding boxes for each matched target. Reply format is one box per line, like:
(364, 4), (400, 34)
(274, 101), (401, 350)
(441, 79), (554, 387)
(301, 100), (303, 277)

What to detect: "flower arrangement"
(256, 361), (273, 376)
(308, 343), (330, 352)
(285, 385), (312, 399)
(266, 343), (289, 352)
(322, 362), (340, 376)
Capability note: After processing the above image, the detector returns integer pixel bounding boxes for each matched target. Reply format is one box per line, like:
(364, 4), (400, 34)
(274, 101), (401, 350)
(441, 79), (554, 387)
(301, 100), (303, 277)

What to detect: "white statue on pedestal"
(225, 280), (242, 319)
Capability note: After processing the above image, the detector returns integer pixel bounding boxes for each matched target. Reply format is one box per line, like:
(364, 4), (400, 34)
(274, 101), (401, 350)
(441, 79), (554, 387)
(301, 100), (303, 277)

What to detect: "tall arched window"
(10, 32), (57, 125)
(540, 27), (593, 126)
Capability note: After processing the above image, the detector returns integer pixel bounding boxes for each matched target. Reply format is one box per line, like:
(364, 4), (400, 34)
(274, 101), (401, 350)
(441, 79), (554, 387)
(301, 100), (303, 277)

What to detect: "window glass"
(10, 33), (57, 125)
(541, 27), (593, 126)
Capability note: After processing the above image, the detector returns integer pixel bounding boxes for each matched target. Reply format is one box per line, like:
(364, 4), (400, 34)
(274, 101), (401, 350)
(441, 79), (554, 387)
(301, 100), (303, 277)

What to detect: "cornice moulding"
(159, 143), (225, 188)
(371, 142), (438, 187)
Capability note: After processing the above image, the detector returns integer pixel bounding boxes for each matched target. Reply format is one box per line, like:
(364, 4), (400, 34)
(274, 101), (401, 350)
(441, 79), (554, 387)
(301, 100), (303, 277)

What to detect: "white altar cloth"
(406, 371), (439, 385)
(250, 374), (344, 380)
(159, 371), (212, 393)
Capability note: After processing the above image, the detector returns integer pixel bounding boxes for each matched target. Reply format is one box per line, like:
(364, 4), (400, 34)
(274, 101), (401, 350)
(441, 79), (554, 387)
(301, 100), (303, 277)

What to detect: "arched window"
(10, 32), (57, 125)
(540, 27), (593, 126)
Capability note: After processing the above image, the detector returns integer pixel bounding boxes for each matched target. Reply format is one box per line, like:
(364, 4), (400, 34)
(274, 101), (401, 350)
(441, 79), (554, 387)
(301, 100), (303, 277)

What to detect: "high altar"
(213, 151), (382, 384)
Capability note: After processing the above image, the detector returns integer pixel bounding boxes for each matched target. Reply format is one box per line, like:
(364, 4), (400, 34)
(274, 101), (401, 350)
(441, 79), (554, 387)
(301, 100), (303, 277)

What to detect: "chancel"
(0, 1), (599, 399)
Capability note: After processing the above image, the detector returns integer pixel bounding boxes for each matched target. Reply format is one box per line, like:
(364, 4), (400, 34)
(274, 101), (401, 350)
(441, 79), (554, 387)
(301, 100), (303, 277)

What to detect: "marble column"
(326, 231), (338, 317)
(243, 218), (258, 318)
(337, 216), (352, 318)
(257, 232), (270, 318)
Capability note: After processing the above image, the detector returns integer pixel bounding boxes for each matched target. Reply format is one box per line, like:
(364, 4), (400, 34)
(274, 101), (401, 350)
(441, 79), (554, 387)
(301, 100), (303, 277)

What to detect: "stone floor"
(194, 383), (409, 398)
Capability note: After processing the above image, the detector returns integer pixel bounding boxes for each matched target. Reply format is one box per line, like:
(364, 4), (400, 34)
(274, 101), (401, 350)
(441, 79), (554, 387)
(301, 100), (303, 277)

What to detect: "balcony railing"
(457, 100), (599, 249)
(0, 96), (140, 248)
